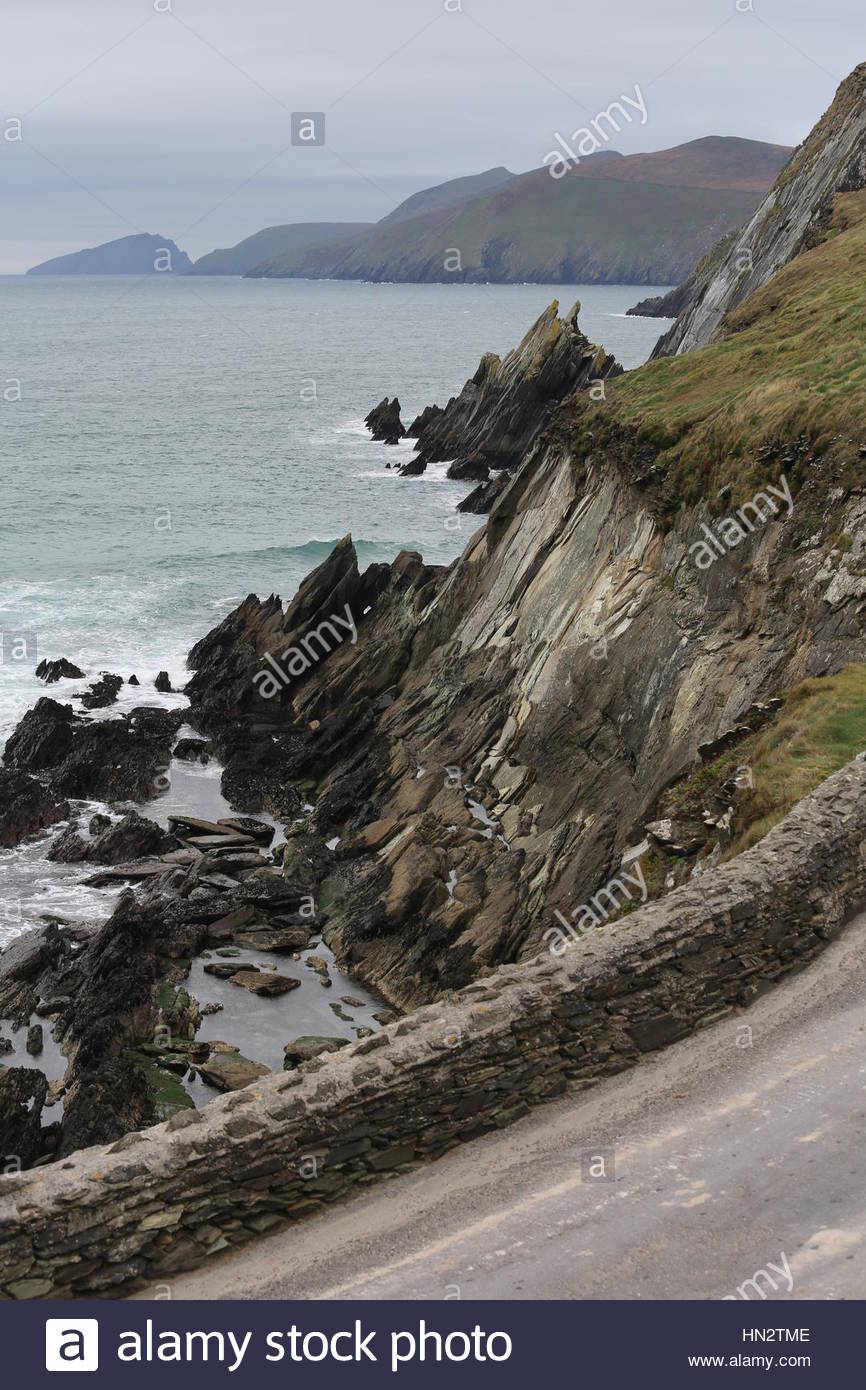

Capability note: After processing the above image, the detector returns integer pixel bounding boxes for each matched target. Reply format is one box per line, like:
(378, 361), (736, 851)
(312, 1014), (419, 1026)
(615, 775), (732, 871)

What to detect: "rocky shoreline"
(0, 661), (389, 1172)
(364, 299), (621, 512)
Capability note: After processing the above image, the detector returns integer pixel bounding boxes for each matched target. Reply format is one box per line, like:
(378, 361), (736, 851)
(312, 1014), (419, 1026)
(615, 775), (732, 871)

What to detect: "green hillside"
(567, 188), (866, 509)
(189, 222), (372, 276)
(247, 137), (790, 285)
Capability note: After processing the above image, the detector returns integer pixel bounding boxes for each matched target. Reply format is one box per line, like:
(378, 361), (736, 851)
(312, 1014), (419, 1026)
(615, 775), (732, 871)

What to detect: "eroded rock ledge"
(1, 757), (864, 1298)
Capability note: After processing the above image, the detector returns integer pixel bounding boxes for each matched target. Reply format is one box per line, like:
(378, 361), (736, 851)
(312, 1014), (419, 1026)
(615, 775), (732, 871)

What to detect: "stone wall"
(2, 758), (866, 1298)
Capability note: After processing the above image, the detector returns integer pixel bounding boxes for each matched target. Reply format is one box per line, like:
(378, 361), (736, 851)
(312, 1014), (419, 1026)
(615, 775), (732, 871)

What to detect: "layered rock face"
(656, 63), (866, 355)
(186, 412), (866, 1009)
(402, 299), (621, 482)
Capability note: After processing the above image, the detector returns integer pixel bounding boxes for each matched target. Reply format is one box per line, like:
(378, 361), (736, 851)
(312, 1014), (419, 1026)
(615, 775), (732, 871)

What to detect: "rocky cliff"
(402, 300), (620, 484)
(187, 84), (866, 1009)
(655, 63), (866, 355)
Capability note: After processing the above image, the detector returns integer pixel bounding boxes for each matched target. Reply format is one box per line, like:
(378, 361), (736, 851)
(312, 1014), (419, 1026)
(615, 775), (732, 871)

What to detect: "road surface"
(138, 911), (866, 1300)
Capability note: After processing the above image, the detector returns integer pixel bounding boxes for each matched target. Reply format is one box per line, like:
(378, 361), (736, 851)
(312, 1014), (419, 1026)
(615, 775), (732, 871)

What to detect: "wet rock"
(398, 454), (427, 477)
(364, 396), (406, 444)
(128, 674), (140, 686)
(35, 658), (85, 683)
(305, 955), (330, 978)
(0, 1037), (12, 1054)
(457, 472), (510, 514)
(154, 671), (173, 693)
(81, 673), (123, 709)
(89, 812), (112, 836)
(217, 816), (274, 844)
(3, 697), (77, 771)
(53, 708), (183, 802)
(235, 927), (312, 952)
(447, 453), (489, 483)
(228, 970), (301, 996)
(173, 737), (211, 762)
(195, 1051), (269, 1091)
(0, 1068), (48, 1168)
(49, 811), (177, 865)
(26, 1024), (43, 1055)
(282, 1034), (348, 1068)
(203, 961), (258, 979)
(0, 769), (69, 849)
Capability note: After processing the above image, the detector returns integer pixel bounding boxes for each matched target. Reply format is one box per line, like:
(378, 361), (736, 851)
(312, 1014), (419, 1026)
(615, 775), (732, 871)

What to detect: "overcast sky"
(0, 0), (860, 271)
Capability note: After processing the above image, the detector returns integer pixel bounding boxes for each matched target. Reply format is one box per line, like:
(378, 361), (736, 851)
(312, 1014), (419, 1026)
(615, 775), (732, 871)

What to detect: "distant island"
(25, 137), (791, 287)
(27, 233), (192, 276)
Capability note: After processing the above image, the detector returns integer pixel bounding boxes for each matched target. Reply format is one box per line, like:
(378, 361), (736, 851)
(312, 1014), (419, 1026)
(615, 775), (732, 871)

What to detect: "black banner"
(4, 1299), (851, 1386)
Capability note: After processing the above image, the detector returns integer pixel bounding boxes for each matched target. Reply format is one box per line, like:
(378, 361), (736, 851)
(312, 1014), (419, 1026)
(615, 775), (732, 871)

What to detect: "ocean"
(0, 276), (669, 942)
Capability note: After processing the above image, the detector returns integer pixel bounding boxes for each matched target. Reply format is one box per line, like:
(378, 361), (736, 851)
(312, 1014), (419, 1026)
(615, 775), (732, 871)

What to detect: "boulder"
(364, 396), (406, 444)
(35, 658), (85, 683)
(228, 970), (301, 996)
(81, 673), (123, 709)
(195, 1051), (269, 1091)
(3, 697), (77, 771)
(283, 1034), (348, 1068)
(172, 737), (211, 762)
(155, 671), (173, 693)
(0, 1068), (49, 1168)
(0, 769), (69, 849)
(49, 811), (177, 865)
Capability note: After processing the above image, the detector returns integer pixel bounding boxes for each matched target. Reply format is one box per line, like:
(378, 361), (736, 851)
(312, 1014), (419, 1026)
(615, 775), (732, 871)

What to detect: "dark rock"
(53, 708), (183, 802)
(49, 811), (177, 865)
(446, 454), (490, 483)
(128, 675), (140, 686)
(173, 737), (211, 762)
(0, 1068), (48, 1169)
(35, 658), (85, 683)
(26, 1024), (43, 1055)
(204, 962), (258, 979)
(0, 769), (69, 849)
(89, 813), (112, 836)
(457, 473), (510, 514)
(406, 300), (621, 476)
(398, 454), (427, 476)
(364, 396), (406, 444)
(154, 671), (173, 693)
(81, 673), (123, 709)
(3, 697), (77, 771)
(229, 970), (301, 996)
(283, 1034), (348, 1068)
(217, 816), (275, 844)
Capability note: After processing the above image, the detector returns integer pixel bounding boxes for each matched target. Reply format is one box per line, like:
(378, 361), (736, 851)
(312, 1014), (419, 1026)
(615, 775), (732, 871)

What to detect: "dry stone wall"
(2, 758), (866, 1298)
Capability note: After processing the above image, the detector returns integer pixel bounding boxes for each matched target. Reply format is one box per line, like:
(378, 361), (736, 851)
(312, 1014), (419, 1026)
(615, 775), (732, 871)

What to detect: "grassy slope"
(189, 222), (372, 276)
(251, 138), (789, 284)
(656, 665), (866, 857)
(571, 190), (866, 506)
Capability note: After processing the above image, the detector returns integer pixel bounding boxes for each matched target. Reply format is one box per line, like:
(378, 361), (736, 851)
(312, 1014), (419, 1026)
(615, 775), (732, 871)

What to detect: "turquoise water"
(0, 277), (669, 940)
(0, 276), (668, 739)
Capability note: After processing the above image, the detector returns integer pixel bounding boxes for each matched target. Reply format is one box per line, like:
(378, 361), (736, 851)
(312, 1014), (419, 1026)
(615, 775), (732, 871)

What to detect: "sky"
(0, 0), (861, 272)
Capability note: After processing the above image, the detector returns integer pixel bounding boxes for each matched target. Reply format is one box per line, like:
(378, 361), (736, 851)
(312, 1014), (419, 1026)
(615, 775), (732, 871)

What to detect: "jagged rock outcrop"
(0, 769), (69, 849)
(35, 658), (85, 683)
(401, 300), (621, 485)
(656, 63), (866, 355)
(2, 703), (183, 833)
(626, 232), (736, 318)
(182, 379), (866, 1010)
(364, 397), (406, 444)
